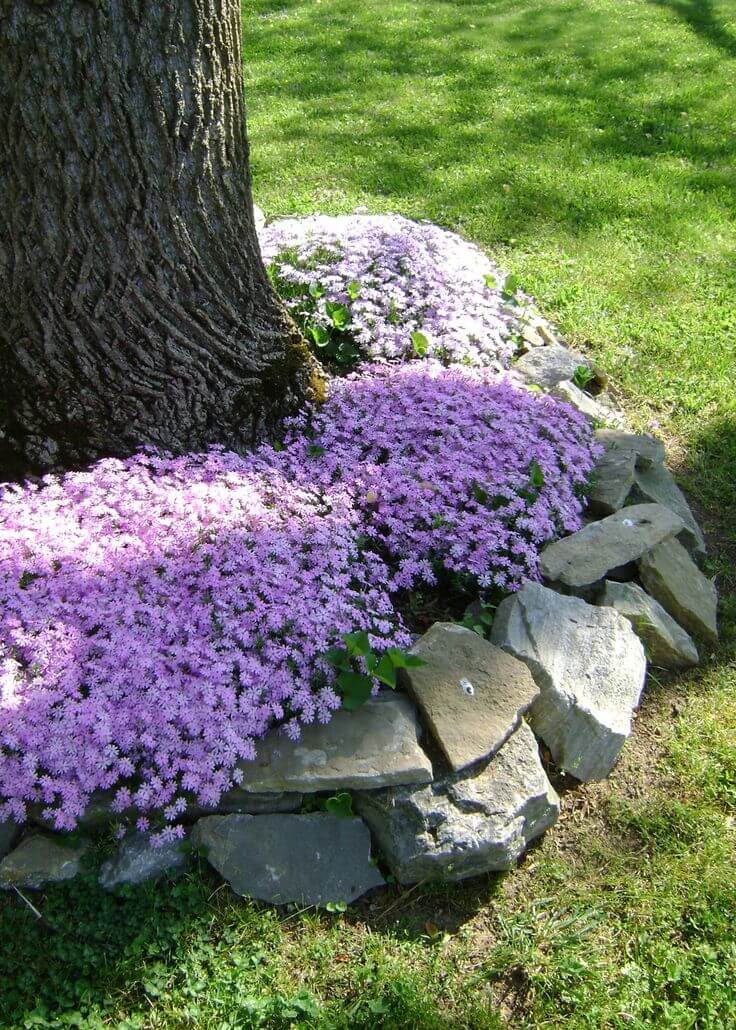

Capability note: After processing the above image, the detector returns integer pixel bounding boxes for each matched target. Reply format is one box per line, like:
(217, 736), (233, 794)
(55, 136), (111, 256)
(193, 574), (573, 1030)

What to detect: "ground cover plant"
(0, 363), (596, 835)
(1, 0), (735, 1026)
(260, 214), (521, 368)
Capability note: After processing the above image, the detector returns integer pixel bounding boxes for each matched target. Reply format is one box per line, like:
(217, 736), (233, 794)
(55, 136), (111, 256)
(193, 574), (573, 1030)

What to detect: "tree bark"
(0, 0), (318, 476)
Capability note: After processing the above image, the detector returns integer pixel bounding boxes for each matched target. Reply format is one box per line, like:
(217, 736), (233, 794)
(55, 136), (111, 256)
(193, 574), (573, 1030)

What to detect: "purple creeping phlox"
(0, 376), (598, 841)
(259, 214), (521, 367)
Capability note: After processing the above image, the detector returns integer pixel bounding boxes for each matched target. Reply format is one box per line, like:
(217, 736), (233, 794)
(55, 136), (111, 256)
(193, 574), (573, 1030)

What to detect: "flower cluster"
(259, 214), (521, 367)
(0, 450), (407, 836)
(0, 363), (597, 834)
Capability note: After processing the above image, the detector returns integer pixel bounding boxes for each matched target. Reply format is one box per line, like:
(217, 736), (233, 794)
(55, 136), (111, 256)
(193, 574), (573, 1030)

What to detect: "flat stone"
(192, 813), (385, 906)
(514, 344), (594, 390)
(30, 786), (302, 830)
(236, 695), (432, 793)
(588, 444), (637, 515)
(189, 789), (303, 820)
(404, 622), (539, 772)
(99, 833), (190, 890)
(639, 537), (718, 645)
(30, 789), (118, 832)
(491, 583), (646, 781)
(0, 820), (20, 861)
(594, 429), (665, 469)
(353, 721), (559, 884)
(551, 380), (626, 428)
(599, 580), (699, 670)
(540, 503), (684, 588)
(628, 463), (706, 558)
(0, 835), (87, 890)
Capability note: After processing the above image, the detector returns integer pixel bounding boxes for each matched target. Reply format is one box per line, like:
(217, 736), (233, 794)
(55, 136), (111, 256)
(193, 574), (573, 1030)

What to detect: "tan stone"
(403, 623), (539, 772)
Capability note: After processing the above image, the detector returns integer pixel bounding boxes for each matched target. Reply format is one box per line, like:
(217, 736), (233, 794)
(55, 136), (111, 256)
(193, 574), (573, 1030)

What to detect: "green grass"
(2, 1), (735, 1026)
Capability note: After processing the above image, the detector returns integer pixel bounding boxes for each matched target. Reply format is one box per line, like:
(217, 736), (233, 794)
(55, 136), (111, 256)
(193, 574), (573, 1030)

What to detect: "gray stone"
(99, 833), (190, 890)
(629, 463), (706, 558)
(192, 813), (385, 906)
(540, 503), (684, 588)
(236, 695), (432, 793)
(354, 721), (559, 884)
(594, 429), (665, 470)
(491, 584), (646, 781)
(599, 580), (699, 670)
(0, 820), (20, 860)
(639, 538), (718, 645)
(588, 444), (637, 515)
(0, 835), (87, 890)
(551, 380), (626, 428)
(30, 790), (117, 832)
(190, 789), (303, 820)
(30, 786), (302, 830)
(514, 344), (594, 390)
(404, 622), (539, 772)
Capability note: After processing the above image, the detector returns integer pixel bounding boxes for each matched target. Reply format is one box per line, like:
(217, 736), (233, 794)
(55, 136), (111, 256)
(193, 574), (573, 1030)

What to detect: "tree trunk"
(0, 0), (318, 477)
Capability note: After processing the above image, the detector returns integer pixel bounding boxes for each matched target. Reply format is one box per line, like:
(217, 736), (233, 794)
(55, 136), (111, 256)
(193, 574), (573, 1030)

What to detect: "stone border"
(0, 259), (717, 908)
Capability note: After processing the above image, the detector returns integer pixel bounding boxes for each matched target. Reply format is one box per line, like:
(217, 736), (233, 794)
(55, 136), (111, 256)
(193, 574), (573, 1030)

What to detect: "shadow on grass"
(0, 856), (506, 1025)
(648, 0), (736, 57)
(246, 0), (736, 245)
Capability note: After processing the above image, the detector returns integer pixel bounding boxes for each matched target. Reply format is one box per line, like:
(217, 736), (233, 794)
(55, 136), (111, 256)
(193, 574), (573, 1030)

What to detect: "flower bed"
(260, 214), (521, 368)
(0, 360), (597, 837)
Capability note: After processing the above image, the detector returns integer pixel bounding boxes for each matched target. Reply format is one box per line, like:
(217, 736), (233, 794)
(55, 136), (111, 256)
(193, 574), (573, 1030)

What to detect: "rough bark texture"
(0, 0), (318, 476)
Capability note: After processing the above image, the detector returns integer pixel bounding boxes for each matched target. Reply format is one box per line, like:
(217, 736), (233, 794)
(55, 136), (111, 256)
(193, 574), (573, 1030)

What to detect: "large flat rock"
(540, 503), (684, 588)
(491, 583), (647, 781)
(192, 813), (385, 906)
(99, 833), (190, 890)
(404, 623), (539, 772)
(639, 537), (718, 645)
(0, 835), (87, 890)
(599, 580), (698, 670)
(594, 430), (665, 469)
(354, 721), (559, 884)
(236, 695), (432, 793)
(514, 344), (593, 389)
(629, 462), (706, 558)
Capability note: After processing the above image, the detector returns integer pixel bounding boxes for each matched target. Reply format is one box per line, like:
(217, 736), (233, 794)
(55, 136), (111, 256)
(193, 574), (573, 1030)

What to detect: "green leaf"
(336, 341), (359, 364)
(307, 444), (326, 458)
(342, 630), (372, 656)
(411, 330), (430, 357)
(326, 302), (350, 328)
(325, 792), (353, 818)
(347, 280), (361, 300)
(483, 273), (498, 289)
(324, 647), (352, 669)
(309, 324), (330, 347)
(572, 364), (596, 390)
(385, 647), (425, 669)
(471, 481), (489, 505)
(375, 654), (397, 688)
(502, 273), (520, 298)
(529, 459), (545, 490)
(336, 671), (374, 710)
(308, 281), (325, 298)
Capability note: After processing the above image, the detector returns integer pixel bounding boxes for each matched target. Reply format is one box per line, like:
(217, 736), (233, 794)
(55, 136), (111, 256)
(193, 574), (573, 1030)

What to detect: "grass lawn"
(2, 1), (735, 1026)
